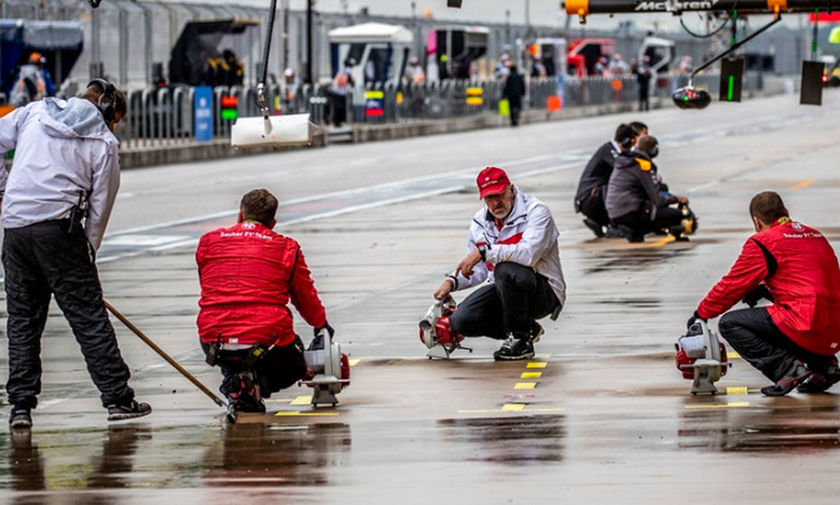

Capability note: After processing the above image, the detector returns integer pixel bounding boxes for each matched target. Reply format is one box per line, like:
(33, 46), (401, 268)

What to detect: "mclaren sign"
(634, 0), (719, 11)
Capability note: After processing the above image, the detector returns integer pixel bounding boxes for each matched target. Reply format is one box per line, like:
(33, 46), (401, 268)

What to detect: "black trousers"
(330, 93), (348, 127)
(202, 337), (307, 399)
(718, 308), (837, 382)
(509, 103), (522, 126)
(612, 205), (683, 236)
(577, 187), (610, 227)
(3, 221), (134, 409)
(449, 262), (560, 339)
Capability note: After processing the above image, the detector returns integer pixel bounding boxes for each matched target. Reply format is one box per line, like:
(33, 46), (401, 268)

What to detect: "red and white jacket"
(451, 187), (567, 306)
(195, 221), (326, 347)
(698, 218), (840, 356)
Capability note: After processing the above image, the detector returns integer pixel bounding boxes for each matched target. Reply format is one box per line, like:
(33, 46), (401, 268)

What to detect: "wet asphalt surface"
(2, 92), (840, 503)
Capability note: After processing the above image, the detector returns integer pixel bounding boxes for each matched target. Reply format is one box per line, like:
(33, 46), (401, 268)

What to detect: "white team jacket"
(0, 97), (120, 251)
(451, 187), (567, 306)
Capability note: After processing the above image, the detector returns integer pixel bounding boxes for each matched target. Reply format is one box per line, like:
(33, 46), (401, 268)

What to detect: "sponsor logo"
(635, 0), (718, 11)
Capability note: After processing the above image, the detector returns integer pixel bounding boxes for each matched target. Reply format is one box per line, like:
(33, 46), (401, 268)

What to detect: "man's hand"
(743, 284), (773, 307)
(455, 249), (482, 279)
(434, 279), (454, 300)
(686, 311), (705, 331)
(309, 321), (335, 351)
(675, 195), (689, 205)
(314, 321), (335, 338)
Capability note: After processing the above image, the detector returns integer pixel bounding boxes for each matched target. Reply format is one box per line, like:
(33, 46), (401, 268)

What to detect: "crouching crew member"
(433, 167), (566, 360)
(196, 189), (334, 413)
(688, 192), (840, 396)
(606, 135), (690, 242)
(575, 123), (637, 238)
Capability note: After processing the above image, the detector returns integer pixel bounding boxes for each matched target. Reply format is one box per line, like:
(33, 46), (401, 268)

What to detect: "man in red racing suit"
(196, 189), (334, 412)
(688, 191), (840, 396)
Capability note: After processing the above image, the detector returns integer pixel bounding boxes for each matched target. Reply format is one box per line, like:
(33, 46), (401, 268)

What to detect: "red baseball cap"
(476, 166), (510, 199)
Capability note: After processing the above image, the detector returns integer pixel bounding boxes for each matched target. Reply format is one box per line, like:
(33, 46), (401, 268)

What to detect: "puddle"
(437, 415), (565, 464)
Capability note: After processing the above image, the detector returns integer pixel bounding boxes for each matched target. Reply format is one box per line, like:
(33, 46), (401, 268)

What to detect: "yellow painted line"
(526, 362), (547, 369)
(274, 411), (339, 417)
(616, 235), (675, 249)
(726, 386), (749, 396)
(521, 372), (542, 379)
(348, 358), (360, 367)
(684, 402), (749, 410)
(651, 236), (676, 247)
(290, 395), (312, 406)
(514, 382), (537, 390)
(792, 178), (814, 190)
(534, 353), (552, 359)
(265, 398), (294, 403)
(727, 351), (741, 359)
(457, 406), (564, 414)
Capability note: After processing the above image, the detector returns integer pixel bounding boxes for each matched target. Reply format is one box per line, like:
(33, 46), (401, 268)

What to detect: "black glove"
(686, 311), (706, 331)
(309, 322), (335, 351)
(315, 322), (335, 338)
(742, 285), (773, 308)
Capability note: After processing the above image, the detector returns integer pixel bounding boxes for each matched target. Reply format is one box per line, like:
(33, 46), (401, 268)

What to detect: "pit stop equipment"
(419, 296), (472, 359)
(671, 16), (781, 109)
(301, 330), (351, 407)
(675, 319), (731, 395)
(679, 204), (698, 236)
(563, 0), (840, 108)
(230, 0), (315, 149)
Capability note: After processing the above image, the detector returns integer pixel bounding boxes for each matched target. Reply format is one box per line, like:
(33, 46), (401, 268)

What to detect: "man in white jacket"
(433, 167), (566, 360)
(0, 80), (151, 429)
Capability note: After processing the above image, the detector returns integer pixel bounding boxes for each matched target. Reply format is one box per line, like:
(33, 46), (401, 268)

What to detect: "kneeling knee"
(717, 313), (738, 337)
(494, 261), (530, 284)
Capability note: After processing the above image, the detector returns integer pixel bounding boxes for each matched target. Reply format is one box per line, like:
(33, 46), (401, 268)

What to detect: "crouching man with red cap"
(433, 167), (566, 360)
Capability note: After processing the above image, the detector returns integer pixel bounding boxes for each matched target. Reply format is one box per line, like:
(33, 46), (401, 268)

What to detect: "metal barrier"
(115, 73), (765, 148)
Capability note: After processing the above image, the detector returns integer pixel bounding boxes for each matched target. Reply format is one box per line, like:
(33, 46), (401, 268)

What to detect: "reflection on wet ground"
(583, 247), (692, 275)
(679, 402), (840, 452)
(437, 415), (565, 464)
(203, 423), (351, 487)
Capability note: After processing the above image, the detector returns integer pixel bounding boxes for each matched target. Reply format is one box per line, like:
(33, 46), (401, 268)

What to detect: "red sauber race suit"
(697, 219), (840, 356)
(196, 221), (326, 347)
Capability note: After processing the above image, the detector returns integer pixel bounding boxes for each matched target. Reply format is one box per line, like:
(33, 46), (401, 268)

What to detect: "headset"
(87, 78), (117, 124)
(615, 124), (636, 150)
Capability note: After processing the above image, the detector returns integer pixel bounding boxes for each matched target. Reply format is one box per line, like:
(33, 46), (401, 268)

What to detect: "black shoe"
(228, 372), (266, 413)
(9, 405), (32, 429)
(493, 333), (535, 361)
(530, 321), (545, 344)
(626, 232), (645, 243)
(582, 218), (605, 238)
(797, 360), (840, 393)
(107, 400), (152, 421)
(604, 225), (627, 238)
(761, 361), (812, 397)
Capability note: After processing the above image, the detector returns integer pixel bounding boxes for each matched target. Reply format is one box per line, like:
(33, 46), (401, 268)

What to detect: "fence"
(116, 72), (764, 149)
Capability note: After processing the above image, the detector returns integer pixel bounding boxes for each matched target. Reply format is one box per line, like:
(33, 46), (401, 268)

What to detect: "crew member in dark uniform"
(574, 123), (637, 237)
(605, 135), (690, 242)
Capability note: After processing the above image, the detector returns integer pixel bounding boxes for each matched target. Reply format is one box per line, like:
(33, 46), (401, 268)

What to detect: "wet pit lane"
(3, 94), (840, 502)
